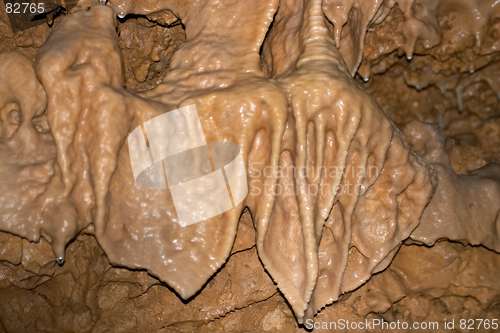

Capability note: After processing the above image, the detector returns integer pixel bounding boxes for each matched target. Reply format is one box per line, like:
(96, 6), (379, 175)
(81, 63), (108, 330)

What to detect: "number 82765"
(460, 319), (498, 330)
(5, 2), (45, 14)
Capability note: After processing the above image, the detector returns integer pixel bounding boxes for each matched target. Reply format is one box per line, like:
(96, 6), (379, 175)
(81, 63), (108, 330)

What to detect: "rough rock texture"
(358, 0), (500, 175)
(404, 121), (500, 252)
(347, 241), (500, 332)
(0, 0), (499, 332)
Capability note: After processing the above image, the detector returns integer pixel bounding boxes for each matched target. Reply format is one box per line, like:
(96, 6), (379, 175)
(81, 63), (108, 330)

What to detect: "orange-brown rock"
(0, 0), (499, 332)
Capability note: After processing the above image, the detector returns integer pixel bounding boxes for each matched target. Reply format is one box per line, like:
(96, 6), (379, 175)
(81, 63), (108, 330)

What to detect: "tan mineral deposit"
(0, 0), (499, 332)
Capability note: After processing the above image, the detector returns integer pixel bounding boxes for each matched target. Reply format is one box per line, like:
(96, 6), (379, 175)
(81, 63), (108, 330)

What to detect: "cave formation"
(0, 0), (499, 332)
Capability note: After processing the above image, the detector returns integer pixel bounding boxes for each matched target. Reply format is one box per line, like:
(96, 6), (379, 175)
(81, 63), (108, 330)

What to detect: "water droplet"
(56, 256), (64, 265)
(118, 12), (126, 19)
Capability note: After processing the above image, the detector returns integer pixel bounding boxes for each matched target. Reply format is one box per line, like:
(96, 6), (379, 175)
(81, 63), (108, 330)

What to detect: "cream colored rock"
(5, 0), (500, 330)
(0, 0), (439, 324)
(0, 52), (60, 250)
(405, 121), (500, 252)
(322, 0), (385, 75)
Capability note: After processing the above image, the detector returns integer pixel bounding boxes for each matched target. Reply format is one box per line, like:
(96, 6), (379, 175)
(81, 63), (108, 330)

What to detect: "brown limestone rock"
(405, 121), (500, 252)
